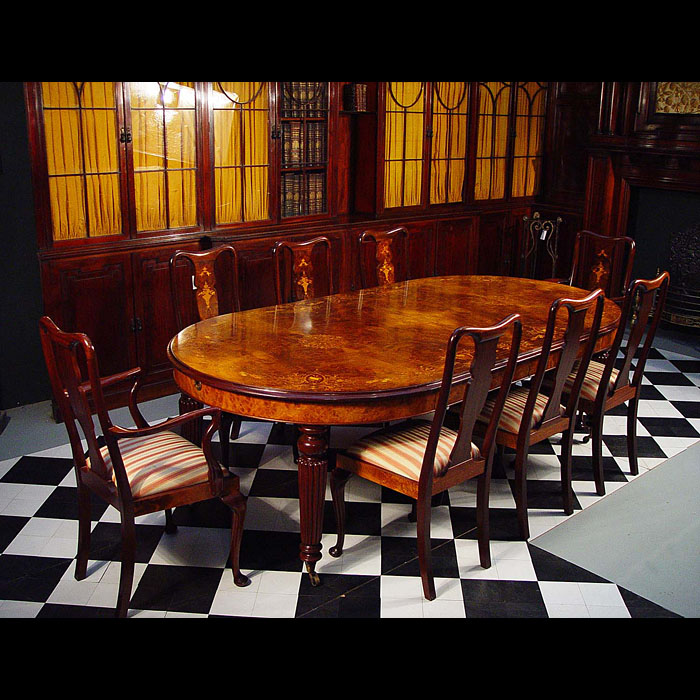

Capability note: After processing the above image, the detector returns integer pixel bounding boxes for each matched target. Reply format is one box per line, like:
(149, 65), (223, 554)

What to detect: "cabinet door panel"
(132, 243), (200, 387)
(405, 221), (436, 280)
(476, 212), (512, 276)
(435, 218), (478, 276)
(42, 253), (136, 378)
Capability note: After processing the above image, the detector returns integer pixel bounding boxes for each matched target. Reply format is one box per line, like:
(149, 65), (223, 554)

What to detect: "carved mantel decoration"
(655, 82), (700, 115)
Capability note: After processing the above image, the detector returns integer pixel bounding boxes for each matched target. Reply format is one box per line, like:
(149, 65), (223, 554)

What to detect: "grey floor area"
(532, 441), (700, 618)
(531, 325), (700, 618)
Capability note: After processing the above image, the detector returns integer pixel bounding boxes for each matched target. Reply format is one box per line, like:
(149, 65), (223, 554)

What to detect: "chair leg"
(222, 492), (250, 588)
(560, 427), (575, 515)
(164, 507), (177, 534)
(416, 494), (436, 601)
(116, 513), (136, 618)
(75, 483), (91, 580)
(627, 396), (640, 476)
(229, 415), (242, 440)
(476, 455), (494, 569)
(329, 468), (351, 557)
(590, 409), (606, 496)
(219, 412), (233, 471)
(512, 445), (530, 540)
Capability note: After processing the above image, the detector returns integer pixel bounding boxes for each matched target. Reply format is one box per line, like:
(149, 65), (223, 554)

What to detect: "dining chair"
(273, 235), (335, 460)
(329, 313), (523, 601)
(562, 272), (670, 493)
(358, 226), (409, 289)
(556, 230), (636, 305)
(475, 288), (605, 540)
(273, 235), (334, 304)
(39, 316), (250, 618)
(169, 245), (243, 469)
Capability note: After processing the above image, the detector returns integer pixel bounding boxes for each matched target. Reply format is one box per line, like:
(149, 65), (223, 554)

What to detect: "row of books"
(281, 82), (327, 118)
(281, 172), (326, 217)
(342, 82), (368, 112)
(282, 122), (326, 166)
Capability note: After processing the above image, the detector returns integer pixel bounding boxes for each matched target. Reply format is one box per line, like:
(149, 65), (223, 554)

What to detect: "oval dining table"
(168, 275), (622, 585)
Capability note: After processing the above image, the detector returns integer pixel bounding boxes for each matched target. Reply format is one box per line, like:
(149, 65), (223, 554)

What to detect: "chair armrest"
(79, 367), (149, 428)
(79, 367), (143, 394)
(108, 405), (220, 439)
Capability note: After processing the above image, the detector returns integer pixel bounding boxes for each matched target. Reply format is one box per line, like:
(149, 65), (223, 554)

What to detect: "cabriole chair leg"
(329, 468), (351, 557)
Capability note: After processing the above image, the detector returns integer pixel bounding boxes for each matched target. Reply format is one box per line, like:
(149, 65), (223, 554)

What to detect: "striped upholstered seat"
(564, 359), (620, 403)
(478, 386), (563, 433)
(94, 431), (215, 499)
(345, 420), (480, 481)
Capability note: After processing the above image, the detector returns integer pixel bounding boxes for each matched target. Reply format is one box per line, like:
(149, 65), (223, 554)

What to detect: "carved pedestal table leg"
(296, 425), (330, 586)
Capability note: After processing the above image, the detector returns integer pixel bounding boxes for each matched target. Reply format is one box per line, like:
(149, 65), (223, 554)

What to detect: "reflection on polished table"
(168, 275), (621, 584)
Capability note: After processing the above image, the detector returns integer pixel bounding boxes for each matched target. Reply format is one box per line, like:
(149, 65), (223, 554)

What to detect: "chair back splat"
(169, 245), (241, 329)
(604, 272), (671, 400)
(568, 230), (635, 304)
(169, 244), (244, 455)
(273, 236), (333, 304)
(39, 316), (124, 493)
(528, 288), (605, 434)
(358, 226), (409, 288)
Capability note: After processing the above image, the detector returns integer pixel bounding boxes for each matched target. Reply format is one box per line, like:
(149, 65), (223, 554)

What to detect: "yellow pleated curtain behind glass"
(41, 82), (122, 241)
(475, 82), (512, 201)
(129, 82), (197, 232)
(511, 82), (547, 198)
(212, 82), (270, 224)
(430, 82), (469, 204)
(384, 82), (424, 209)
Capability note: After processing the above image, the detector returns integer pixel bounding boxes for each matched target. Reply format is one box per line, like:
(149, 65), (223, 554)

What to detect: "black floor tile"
(671, 401), (700, 419)
(1, 456), (74, 486)
(637, 417), (700, 438)
(527, 544), (610, 583)
(33, 486), (109, 521)
(0, 554), (72, 602)
(0, 515), (30, 553)
(130, 563), (222, 614)
(617, 586), (682, 618)
(602, 435), (667, 458)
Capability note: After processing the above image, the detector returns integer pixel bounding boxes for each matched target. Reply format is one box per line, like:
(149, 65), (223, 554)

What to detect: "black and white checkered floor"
(1, 347), (698, 618)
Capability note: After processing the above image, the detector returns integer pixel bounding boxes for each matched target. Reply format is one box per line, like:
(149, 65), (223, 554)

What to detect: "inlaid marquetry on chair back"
(568, 230), (635, 304)
(273, 236), (334, 304)
(169, 245), (241, 330)
(358, 226), (409, 288)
